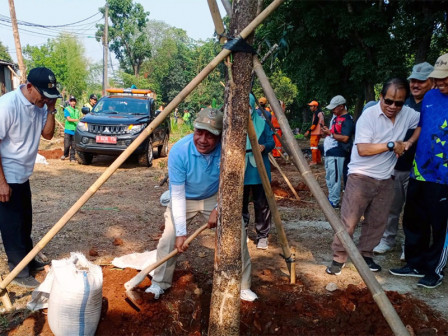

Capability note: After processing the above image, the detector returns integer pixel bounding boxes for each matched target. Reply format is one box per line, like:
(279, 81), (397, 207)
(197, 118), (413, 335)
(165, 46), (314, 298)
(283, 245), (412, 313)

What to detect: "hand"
(46, 98), (57, 111)
(304, 131), (309, 137)
(0, 180), (12, 202)
(207, 208), (218, 229)
(321, 126), (330, 136)
(403, 141), (414, 151)
(175, 236), (188, 253)
(258, 144), (266, 152)
(393, 141), (406, 157)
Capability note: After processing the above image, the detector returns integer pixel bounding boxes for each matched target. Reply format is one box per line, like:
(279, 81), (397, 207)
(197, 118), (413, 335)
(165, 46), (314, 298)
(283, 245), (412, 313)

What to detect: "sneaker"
(145, 283), (164, 299)
(389, 265), (424, 277)
(328, 200), (340, 209)
(373, 241), (394, 254)
(363, 257), (381, 272)
(326, 260), (345, 275)
(11, 276), (40, 289)
(240, 289), (258, 302)
(417, 274), (443, 289)
(257, 238), (268, 250)
(29, 260), (49, 272)
(60, 155), (66, 160)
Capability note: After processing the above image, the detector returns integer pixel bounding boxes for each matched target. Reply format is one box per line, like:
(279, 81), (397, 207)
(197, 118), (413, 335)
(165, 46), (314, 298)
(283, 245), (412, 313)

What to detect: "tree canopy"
(97, 0), (151, 76)
(23, 33), (89, 100)
(256, 0), (448, 121)
(0, 41), (13, 63)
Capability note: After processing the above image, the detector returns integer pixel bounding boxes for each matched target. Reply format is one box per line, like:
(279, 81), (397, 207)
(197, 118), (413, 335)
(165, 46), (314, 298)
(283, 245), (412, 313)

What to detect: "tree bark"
(208, 0), (256, 335)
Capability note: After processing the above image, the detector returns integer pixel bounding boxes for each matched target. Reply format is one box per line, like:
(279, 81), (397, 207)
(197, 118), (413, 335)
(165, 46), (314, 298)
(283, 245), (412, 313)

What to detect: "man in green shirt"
(61, 96), (80, 162)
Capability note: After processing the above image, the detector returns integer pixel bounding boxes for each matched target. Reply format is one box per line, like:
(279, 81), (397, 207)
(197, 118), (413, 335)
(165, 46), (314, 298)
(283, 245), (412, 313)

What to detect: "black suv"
(74, 88), (169, 167)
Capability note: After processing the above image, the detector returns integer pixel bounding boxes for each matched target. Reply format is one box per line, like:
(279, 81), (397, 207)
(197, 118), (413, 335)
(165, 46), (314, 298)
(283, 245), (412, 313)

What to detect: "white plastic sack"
(28, 252), (103, 336)
(112, 250), (157, 275)
(35, 153), (49, 165)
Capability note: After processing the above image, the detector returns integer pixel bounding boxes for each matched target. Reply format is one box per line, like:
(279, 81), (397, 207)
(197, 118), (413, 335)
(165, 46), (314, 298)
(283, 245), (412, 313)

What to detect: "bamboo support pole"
(0, 0), (286, 306)
(247, 118), (295, 278)
(268, 153), (300, 201)
(253, 56), (409, 336)
(207, 0), (226, 44)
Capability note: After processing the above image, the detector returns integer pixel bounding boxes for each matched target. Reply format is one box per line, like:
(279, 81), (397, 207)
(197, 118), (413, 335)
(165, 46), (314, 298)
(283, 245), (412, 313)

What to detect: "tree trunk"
(208, 0), (256, 335)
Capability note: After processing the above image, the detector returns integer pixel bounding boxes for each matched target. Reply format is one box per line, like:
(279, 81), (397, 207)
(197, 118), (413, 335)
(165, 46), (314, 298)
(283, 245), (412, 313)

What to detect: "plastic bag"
(112, 249), (157, 274)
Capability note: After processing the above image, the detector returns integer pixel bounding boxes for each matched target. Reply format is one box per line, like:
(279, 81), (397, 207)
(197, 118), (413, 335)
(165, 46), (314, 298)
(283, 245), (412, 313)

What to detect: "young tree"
(208, 0), (257, 334)
(97, 0), (151, 76)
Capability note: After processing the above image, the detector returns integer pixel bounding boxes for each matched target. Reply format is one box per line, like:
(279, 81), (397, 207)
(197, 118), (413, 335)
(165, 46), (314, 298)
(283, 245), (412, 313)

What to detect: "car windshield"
(92, 97), (149, 115)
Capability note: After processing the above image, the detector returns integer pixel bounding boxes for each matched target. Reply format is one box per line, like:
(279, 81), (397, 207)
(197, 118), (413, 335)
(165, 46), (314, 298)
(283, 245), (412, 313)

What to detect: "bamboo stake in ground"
(247, 118), (295, 280)
(268, 153), (300, 201)
(0, 0), (286, 310)
(253, 55), (409, 336)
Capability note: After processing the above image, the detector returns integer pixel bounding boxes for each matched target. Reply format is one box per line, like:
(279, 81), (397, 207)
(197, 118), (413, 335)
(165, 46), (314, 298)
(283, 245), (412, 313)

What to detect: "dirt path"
(1, 137), (447, 335)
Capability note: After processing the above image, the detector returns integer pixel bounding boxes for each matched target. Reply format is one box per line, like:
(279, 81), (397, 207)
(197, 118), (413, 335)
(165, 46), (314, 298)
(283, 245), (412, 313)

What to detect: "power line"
(0, 12), (102, 29)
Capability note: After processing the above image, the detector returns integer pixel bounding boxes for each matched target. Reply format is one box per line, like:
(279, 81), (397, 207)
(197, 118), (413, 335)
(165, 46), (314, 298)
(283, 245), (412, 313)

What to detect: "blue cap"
(408, 62), (434, 81)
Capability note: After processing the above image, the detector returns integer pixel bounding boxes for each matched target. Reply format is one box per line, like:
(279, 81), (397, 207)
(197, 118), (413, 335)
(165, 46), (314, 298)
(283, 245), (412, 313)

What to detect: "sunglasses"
(383, 98), (405, 107)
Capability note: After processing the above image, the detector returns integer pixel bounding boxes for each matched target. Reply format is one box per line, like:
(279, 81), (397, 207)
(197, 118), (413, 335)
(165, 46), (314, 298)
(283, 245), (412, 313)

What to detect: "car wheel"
(158, 133), (169, 158)
(76, 151), (93, 165)
(138, 138), (154, 167)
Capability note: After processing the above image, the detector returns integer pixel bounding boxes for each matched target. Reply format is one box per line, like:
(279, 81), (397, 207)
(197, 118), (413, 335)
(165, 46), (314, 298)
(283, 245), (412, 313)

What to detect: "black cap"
(89, 94), (98, 100)
(69, 95), (77, 101)
(27, 67), (61, 99)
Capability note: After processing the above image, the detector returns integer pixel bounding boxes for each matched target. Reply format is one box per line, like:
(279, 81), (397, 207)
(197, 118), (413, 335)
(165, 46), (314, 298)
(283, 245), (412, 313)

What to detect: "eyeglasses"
(383, 98), (405, 107)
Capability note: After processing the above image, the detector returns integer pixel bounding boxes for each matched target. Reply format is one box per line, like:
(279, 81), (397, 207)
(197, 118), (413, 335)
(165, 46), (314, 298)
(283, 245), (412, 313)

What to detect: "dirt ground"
(1, 136), (447, 335)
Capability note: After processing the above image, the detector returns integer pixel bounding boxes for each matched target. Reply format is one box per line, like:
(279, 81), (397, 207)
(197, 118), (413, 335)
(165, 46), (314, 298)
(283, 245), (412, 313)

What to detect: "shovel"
(124, 223), (209, 310)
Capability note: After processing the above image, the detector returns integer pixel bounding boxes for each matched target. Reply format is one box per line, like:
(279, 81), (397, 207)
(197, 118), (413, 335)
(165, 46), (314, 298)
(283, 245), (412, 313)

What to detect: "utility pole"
(102, 4), (109, 96)
(8, 0), (26, 83)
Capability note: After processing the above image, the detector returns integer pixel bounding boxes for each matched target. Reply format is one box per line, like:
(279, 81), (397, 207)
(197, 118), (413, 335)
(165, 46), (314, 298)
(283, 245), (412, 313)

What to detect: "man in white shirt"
(0, 67), (60, 288)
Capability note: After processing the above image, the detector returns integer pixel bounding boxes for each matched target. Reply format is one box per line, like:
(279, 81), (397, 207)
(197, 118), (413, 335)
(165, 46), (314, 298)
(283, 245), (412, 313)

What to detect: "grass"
(169, 118), (193, 144)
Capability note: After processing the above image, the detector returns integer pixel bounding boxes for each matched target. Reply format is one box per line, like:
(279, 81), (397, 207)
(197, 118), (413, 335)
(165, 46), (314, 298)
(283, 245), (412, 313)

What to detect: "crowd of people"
(322, 54), (448, 289)
(0, 51), (447, 298)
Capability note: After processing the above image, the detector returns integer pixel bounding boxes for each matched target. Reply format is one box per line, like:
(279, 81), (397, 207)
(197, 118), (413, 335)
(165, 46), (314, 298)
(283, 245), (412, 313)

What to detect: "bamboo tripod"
(0, 1), (410, 334)
(0, 0), (286, 311)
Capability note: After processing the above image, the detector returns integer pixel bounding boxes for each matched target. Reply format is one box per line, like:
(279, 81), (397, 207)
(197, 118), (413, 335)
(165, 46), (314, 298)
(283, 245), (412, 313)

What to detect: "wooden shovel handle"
(124, 223), (209, 290)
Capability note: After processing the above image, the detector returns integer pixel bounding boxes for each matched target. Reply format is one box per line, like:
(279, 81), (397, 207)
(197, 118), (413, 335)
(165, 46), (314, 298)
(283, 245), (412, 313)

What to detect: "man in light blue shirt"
(146, 108), (257, 302)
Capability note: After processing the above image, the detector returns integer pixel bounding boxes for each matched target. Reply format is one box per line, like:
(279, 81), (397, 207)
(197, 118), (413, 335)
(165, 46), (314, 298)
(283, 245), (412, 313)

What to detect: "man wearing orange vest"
(304, 100), (324, 165)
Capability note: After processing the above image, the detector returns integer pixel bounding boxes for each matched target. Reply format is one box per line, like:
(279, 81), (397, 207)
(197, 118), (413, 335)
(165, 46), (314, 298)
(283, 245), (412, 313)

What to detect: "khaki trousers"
(152, 193), (252, 290)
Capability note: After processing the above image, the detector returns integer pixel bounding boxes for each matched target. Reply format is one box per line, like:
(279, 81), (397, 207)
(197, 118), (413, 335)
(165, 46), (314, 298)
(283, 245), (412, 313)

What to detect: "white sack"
(27, 252), (103, 336)
(112, 250), (157, 275)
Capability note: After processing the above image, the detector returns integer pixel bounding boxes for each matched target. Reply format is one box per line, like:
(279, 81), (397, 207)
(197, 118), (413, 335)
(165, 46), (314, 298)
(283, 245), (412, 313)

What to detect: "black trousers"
(242, 184), (271, 241)
(64, 133), (76, 160)
(0, 181), (34, 277)
(403, 179), (448, 277)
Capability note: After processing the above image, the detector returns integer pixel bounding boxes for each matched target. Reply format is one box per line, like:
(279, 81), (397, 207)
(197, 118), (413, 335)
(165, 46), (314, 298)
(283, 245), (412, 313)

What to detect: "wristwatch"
(48, 109), (57, 115)
(387, 141), (395, 151)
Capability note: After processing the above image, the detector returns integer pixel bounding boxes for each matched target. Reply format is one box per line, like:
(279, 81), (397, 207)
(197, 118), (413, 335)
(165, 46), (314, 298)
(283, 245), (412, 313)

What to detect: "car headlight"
(77, 121), (88, 131)
(128, 124), (146, 134)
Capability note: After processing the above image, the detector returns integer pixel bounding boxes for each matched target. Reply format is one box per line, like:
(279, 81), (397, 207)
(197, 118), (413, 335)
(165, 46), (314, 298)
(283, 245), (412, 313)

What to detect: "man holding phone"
(0, 67), (60, 288)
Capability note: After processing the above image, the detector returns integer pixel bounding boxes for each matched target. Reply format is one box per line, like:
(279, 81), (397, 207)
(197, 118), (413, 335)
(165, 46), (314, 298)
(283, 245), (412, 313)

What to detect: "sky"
(0, 0), (226, 65)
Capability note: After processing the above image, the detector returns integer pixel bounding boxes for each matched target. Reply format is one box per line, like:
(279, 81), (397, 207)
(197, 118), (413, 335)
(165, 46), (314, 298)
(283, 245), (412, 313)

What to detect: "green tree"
(0, 42), (13, 62)
(257, 0), (448, 120)
(97, 0), (151, 76)
(23, 33), (89, 100)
